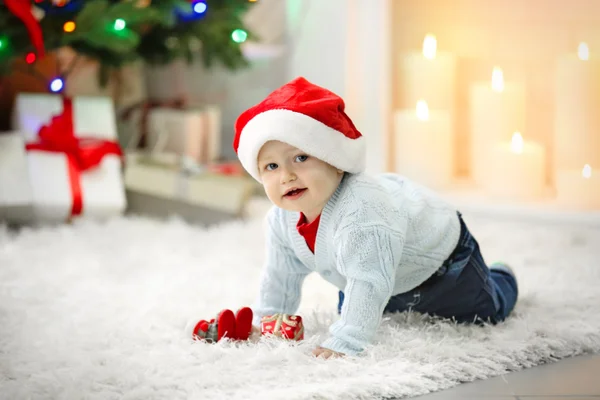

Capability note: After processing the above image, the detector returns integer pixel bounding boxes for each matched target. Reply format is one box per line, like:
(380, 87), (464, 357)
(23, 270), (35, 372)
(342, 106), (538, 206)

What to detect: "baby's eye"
(295, 155), (308, 162)
(265, 163), (278, 171)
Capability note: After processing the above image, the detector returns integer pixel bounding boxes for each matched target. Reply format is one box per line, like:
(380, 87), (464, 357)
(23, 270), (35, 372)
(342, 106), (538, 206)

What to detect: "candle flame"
(416, 100), (429, 121)
(582, 164), (592, 179)
(423, 34), (437, 59)
(491, 67), (504, 92)
(510, 132), (524, 154)
(578, 42), (590, 61)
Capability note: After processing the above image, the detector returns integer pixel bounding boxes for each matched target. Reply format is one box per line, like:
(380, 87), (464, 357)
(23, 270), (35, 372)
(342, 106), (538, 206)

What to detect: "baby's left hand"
(312, 346), (345, 359)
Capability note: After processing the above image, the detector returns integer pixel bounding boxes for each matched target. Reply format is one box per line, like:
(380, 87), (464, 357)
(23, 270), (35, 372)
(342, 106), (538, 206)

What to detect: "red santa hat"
(233, 77), (366, 182)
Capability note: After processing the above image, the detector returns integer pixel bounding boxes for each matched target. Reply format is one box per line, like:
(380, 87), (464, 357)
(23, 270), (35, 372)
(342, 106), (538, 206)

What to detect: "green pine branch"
(0, 0), (257, 84)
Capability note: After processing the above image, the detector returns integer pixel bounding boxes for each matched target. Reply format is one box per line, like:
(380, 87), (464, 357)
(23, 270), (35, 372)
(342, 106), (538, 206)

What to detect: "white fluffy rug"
(1, 210), (599, 400)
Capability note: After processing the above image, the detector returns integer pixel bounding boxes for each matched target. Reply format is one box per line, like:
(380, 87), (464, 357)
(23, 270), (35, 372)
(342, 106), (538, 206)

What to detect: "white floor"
(1, 206), (599, 400)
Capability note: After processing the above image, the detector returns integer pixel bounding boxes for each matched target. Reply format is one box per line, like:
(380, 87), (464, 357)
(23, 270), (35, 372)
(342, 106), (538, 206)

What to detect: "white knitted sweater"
(252, 173), (461, 355)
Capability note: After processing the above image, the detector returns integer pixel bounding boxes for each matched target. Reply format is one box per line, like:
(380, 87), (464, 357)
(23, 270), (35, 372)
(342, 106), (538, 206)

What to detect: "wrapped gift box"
(124, 152), (258, 218)
(146, 108), (206, 164)
(260, 314), (304, 341)
(121, 102), (222, 165)
(6, 94), (126, 224)
(0, 133), (35, 223)
(201, 105), (222, 164)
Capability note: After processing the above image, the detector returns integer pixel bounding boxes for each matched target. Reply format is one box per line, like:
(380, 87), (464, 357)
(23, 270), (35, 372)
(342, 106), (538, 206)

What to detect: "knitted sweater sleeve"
(320, 222), (407, 355)
(251, 209), (312, 326)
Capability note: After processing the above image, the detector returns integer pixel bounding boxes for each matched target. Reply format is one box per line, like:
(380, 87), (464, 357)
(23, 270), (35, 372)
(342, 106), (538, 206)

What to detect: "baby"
(233, 77), (518, 358)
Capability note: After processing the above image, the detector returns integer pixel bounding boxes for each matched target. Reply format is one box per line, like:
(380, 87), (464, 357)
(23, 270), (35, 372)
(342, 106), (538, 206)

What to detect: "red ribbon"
(207, 162), (245, 176)
(25, 98), (123, 217)
(4, 0), (45, 58)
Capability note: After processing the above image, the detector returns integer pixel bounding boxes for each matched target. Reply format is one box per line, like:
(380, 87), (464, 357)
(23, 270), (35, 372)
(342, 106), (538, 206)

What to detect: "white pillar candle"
(554, 43), (600, 170)
(394, 101), (454, 189)
(482, 132), (546, 200)
(469, 67), (526, 186)
(555, 164), (600, 210)
(397, 34), (457, 110)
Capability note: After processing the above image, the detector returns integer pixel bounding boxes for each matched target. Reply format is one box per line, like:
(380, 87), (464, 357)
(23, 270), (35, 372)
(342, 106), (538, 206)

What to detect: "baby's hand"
(312, 346), (345, 359)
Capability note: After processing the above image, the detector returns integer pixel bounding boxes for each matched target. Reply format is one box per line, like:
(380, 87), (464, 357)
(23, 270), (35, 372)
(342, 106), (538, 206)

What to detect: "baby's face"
(257, 140), (343, 221)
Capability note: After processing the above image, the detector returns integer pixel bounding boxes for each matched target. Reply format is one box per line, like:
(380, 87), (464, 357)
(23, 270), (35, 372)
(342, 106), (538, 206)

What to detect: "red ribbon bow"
(4, 0), (45, 58)
(25, 98), (123, 218)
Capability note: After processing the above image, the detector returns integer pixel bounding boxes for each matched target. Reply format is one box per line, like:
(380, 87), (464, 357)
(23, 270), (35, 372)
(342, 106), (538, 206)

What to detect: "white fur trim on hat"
(237, 109), (366, 181)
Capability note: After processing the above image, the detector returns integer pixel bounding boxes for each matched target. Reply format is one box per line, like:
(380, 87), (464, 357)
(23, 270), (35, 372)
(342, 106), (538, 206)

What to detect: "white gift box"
(0, 133), (32, 205)
(0, 133), (35, 223)
(145, 106), (222, 164)
(124, 152), (256, 216)
(146, 108), (205, 164)
(7, 94), (126, 223)
(202, 105), (222, 163)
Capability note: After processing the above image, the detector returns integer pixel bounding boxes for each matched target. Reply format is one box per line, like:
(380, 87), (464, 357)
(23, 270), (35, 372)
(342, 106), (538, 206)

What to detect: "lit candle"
(555, 164), (600, 209)
(554, 42), (600, 171)
(578, 42), (590, 61)
(416, 99), (429, 120)
(469, 67), (526, 187)
(397, 33), (457, 110)
(394, 101), (454, 189)
(491, 67), (504, 92)
(422, 34), (437, 60)
(481, 132), (546, 200)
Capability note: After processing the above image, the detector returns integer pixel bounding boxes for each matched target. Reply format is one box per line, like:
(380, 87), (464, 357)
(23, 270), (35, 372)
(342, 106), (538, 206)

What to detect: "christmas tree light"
(25, 52), (36, 64)
(193, 2), (207, 14)
(49, 77), (64, 93)
(63, 21), (76, 33)
(114, 19), (126, 31)
(231, 29), (247, 43)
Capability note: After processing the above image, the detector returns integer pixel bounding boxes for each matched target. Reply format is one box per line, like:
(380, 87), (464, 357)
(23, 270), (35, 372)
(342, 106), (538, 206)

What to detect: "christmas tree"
(0, 0), (257, 87)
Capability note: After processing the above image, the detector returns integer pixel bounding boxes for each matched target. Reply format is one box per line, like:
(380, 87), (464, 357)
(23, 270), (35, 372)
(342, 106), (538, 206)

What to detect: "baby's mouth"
(283, 188), (307, 198)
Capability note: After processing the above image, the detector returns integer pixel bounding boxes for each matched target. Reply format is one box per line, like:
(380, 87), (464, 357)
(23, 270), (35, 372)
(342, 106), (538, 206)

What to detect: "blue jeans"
(337, 213), (518, 324)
